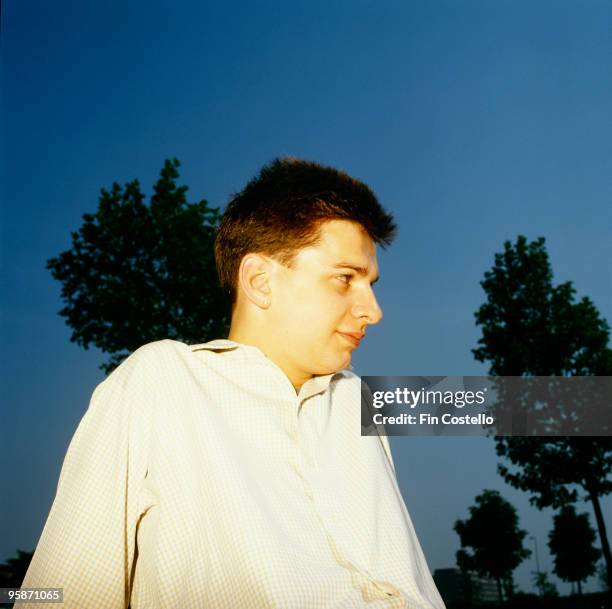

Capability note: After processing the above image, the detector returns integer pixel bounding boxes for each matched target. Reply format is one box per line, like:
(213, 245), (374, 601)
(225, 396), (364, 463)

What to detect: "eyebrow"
(332, 263), (380, 284)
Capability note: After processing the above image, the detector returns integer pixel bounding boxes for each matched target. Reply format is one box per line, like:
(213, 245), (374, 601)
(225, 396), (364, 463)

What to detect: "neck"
(228, 318), (310, 392)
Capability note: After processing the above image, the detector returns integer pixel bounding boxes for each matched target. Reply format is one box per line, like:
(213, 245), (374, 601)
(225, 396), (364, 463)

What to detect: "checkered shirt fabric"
(17, 339), (445, 609)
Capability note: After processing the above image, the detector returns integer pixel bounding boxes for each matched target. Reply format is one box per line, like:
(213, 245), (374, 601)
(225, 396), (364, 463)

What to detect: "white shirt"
(18, 339), (445, 609)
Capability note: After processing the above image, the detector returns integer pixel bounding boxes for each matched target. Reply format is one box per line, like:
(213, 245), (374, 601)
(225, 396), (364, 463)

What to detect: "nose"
(352, 286), (383, 325)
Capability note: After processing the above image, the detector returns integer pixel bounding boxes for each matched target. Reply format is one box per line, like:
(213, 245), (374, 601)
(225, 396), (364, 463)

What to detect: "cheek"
(275, 295), (319, 335)
(279, 283), (349, 333)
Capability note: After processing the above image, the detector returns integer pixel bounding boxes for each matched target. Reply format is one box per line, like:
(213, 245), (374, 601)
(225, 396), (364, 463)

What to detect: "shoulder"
(128, 338), (192, 362)
(102, 339), (193, 389)
(86, 340), (200, 419)
(119, 338), (191, 368)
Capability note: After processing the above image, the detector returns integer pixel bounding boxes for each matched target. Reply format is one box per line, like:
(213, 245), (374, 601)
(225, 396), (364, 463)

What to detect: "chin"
(312, 356), (349, 376)
(310, 345), (352, 375)
(332, 352), (352, 372)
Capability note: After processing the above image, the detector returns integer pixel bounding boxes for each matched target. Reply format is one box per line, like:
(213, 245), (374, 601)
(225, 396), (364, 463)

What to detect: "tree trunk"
(577, 579), (582, 596)
(496, 576), (504, 606)
(588, 488), (612, 591)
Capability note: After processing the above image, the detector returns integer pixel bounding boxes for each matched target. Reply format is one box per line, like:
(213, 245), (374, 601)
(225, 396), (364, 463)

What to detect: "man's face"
(267, 219), (382, 386)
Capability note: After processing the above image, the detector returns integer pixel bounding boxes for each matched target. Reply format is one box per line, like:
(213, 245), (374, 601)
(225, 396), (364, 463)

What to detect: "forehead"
(294, 219), (378, 271)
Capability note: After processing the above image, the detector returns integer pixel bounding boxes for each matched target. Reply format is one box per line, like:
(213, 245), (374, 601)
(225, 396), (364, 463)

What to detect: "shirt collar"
(190, 339), (353, 402)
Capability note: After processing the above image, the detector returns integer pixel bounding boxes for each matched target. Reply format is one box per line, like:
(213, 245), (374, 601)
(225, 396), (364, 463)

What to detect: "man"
(18, 158), (445, 609)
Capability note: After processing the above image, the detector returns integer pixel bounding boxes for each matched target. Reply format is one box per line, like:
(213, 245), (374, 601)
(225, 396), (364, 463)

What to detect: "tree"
(0, 549), (33, 588)
(548, 505), (601, 594)
(47, 159), (229, 373)
(598, 561), (611, 592)
(473, 235), (612, 589)
(454, 489), (531, 605)
(531, 571), (559, 598)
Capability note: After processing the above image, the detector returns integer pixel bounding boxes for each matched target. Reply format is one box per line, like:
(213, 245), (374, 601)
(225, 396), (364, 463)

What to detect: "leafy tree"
(0, 549), (33, 588)
(531, 571), (559, 598)
(598, 562), (611, 592)
(548, 505), (601, 594)
(501, 575), (517, 602)
(0, 549), (33, 607)
(454, 489), (531, 605)
(473, 235), (612, 589)
(47, 159), (229, 373)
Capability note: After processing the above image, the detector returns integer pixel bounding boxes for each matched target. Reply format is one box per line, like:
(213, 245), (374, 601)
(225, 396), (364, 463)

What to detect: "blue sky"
(2, 0), (611, 595)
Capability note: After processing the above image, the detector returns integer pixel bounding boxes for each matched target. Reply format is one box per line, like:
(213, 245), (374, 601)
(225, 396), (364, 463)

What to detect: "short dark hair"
(214, 157), (397, 305)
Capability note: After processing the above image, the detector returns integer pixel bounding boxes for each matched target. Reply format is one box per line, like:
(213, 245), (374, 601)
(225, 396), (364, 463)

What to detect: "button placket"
(299, 397), (346, 540)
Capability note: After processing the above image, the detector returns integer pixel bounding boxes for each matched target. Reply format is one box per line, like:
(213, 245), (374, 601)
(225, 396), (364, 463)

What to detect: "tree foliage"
(532, 571), (559, 598)
(548, 505), (601, 593)
(454, 489), (531, 604)
(473, 235), (612, 589)
(598, 562), (611, 592)
(47, 159), (229, 373)
(473, 236), (612, 377)
(0, 549), (33, 589)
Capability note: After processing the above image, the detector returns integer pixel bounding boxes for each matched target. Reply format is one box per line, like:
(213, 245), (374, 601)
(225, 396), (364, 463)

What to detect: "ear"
(237, 254), (272, 309)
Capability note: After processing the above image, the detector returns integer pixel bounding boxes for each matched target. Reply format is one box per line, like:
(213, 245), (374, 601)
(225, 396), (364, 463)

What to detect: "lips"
(338, 332), (364, 347)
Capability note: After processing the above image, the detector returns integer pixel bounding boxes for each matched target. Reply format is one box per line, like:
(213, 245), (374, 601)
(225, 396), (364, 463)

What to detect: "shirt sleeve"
(15, 348), (152, 609)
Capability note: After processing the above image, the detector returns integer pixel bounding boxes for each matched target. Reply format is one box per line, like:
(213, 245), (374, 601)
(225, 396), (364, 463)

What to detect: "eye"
(336, 274), (353, 285)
